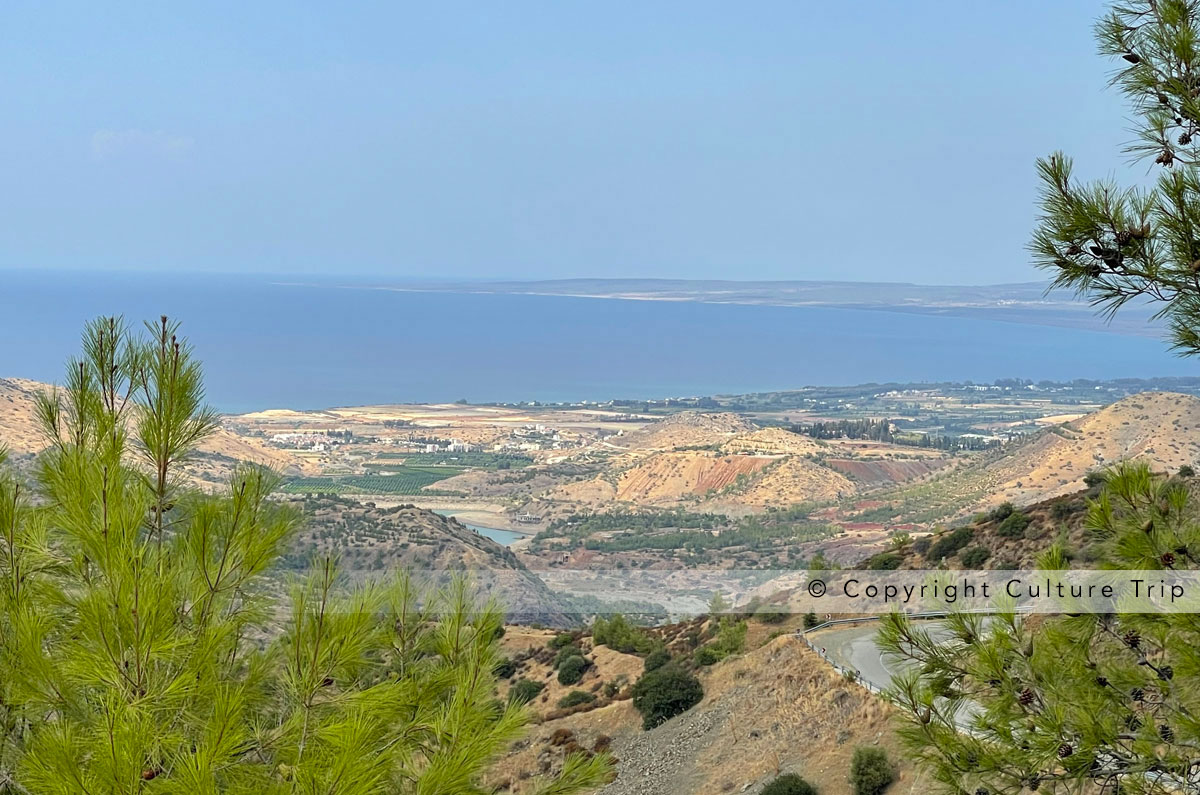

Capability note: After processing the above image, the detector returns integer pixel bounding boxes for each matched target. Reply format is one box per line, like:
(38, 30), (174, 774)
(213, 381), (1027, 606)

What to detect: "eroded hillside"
(0, 378), (306, 487)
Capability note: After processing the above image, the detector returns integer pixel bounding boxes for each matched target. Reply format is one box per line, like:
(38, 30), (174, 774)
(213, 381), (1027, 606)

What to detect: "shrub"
(508, 679), (545, 704)
(554, 644), (584, 668)
(630, 666), (703, 729)
(694, 645), (723, 666)
(1083, 470), (1107, 487)
(1050, 501), (1075, 521)
(911, 537), (931, 556)
(989, 502), (1015, 522)
(558, 655), (590, 685)
(926, 527), (973, 560)
(1180, 464), (1196, 478)
(761, 773), (818, 795)
(643, 648), (672, 672)
(803, 610), (820, 629)
(994, 557), (1020, 569)
(996, 511), (1030, 538)
(866, 552), (902, 570)
(850, 747), (894, 795)
(549, 632), (576, 649)
(557, 690), (596, 709)
(493, 657), (517, 679)
(959, 545), (991, 568)
(592, 615), (657, 654)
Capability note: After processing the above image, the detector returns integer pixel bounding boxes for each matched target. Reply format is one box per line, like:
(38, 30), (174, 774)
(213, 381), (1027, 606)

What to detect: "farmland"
(368, 452), (533, 469)
(280, 465), (466, 496)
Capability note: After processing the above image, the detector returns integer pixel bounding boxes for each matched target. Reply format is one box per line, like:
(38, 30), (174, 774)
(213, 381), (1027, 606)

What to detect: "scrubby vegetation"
(630, 665), (704, 730)
(925, 526), (973, 561)
(849, 747), (894, 795)
(761, 773), (818, 795)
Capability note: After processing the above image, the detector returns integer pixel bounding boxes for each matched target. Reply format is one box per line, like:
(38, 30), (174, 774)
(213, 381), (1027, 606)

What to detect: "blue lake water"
(465, 524), (525, 546)
(433, 510), (524, 546)
(2, 269), (1196, 413)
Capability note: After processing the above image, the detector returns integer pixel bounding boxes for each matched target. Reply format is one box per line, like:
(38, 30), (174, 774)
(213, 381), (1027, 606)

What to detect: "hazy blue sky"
(1, 1), (1137, 284)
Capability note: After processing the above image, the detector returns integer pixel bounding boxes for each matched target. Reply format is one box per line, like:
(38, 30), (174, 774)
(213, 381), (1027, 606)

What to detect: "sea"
(2, 269), (1196, 413)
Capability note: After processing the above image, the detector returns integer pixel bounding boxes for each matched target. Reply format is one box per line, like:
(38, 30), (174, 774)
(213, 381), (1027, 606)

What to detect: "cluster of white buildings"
(423, 439), (475, 453)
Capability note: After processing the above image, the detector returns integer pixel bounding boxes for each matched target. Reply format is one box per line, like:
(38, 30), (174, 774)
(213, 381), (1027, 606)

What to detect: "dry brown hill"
(983, 391), (1200, 506)
(487, 626), (911, 795)
(865, 392), (1200, 524)
(0, 378), (304, 486)
(599, 412), (754, 454)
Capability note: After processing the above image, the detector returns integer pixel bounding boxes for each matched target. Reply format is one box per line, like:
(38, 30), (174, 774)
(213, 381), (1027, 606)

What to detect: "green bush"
(493, 657), (517, 679)
(926, 527), (973, 560)
(1180, 464), (1196, 478)
(592, 614), (657, 654)
(803, 610), (820, 629)
(761, 773), (818, 795)
(630, 666), (704, 729)
(694, 645), (723, 666)
(989, 502), (1015, 522)
(849, 747), (894, 795)
(643, 648), (672, 672)
(1050, 501), (1075, 521)
(554, 644), (584, 669)
(866, 552), (902, 570)
(557, 655), (590, 685)
(959, 545), (991, 568)
(996, 511), (1030, 538)
(508, 678), (544, 704)
(557, 690), (596, 708)
(549, 632), (576, 649)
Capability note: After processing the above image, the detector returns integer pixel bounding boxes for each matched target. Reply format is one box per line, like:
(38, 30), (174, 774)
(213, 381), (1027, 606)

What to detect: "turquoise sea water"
(2, 270), (1195, 413)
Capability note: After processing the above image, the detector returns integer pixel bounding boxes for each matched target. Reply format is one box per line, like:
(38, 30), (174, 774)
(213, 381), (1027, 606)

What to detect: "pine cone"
(1066, 243), (1083, 256)
(1058, 743), (1073, 758)
(1116, 229), (1133, 246)
(1161, 552), (1176, 566)
(1158, 665), (1174, 681)
(1159, 724), (1175, 742)
(1181, 133), (1193, 146)
(1159, 92), (1170, 104)
(1125, 714), (1143, 731)
(1019, 687), (1036, 706)
(1123, 52), (1142, 64)
(1096, 676), (1109, 687)
(1131, 687), (1145, 702)
(1123, 630), (1141, 649)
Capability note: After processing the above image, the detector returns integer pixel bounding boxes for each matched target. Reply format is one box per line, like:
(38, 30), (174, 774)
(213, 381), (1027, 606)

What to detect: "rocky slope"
(486, 622), (912, 795)
(285, 496), (570, 624)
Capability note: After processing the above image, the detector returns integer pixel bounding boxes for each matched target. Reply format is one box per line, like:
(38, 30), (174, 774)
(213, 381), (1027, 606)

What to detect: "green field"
(281, 465), (465, 495)
(369, 452), (533, 469)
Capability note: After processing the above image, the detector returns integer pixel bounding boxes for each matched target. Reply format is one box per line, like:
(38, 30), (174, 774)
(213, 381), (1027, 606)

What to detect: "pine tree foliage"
(0, 317), (612, 794)
(878, 462), (1200, 794)
(1031, 0), (1200, 354)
